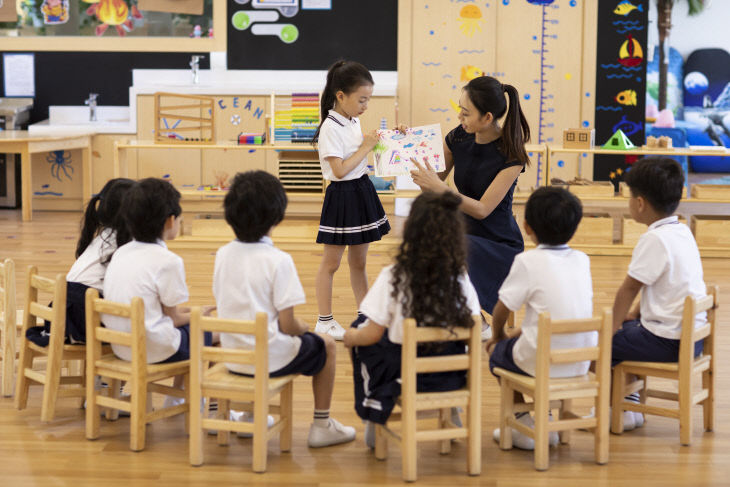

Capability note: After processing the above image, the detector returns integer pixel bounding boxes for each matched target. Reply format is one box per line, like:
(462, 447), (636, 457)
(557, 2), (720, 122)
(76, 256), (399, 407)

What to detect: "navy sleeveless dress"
(446, 126), (524, 313)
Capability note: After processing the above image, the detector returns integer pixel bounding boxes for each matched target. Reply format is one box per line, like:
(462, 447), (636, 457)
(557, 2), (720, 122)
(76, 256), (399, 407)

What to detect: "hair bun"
(436, 191), (462, 210)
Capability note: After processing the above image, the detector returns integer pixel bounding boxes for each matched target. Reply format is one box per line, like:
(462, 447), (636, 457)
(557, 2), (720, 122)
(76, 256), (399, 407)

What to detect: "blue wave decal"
(421, 62), (442, 66)
(457, 49), (485, 54)
(606, 73), (634, 79)
(600, 63), (622, 69)
(612, 20), (641, 25)
(622, 66), (643, 72)
(34, 191), (64, 196)
(596, 106), (623, 111)
(428, 108), (449, 112)
(617, 26), (645, 34)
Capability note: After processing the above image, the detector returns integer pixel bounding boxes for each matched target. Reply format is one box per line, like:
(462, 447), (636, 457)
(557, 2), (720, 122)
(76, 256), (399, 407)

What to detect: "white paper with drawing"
(373, 124), (445, 177)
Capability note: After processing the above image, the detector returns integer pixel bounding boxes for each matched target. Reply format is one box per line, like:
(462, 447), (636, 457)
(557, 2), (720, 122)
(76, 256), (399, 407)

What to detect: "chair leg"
(130, 380), (147, 452)
(702, 367), (714, 432)
(105, 378), (121, 421)
(183, 373), (190, 435)
(1, 327), (14, 397)
(402, 411), (417, 482)
(85, 371), (100, 441)
(189, 386), (203, 467)
(374, 424), (388, 461)
(77, 359), (86, 409)
(559, 399), (572, 444)
(14, 344), (33, 410)
(533, 393), (550, 471)
(438, 408), (451, 455)
(40, 349), (64, 422)
(611, 366), (626, 434)
(466, 402), (481, 476)
(252, 397), (269, 473)
(279, 382), (293, 453)
(499, 380), (514, 450)
(679, 371), (693, 446)
(217, 399), (230, 446)
(595, 390), (610, 465)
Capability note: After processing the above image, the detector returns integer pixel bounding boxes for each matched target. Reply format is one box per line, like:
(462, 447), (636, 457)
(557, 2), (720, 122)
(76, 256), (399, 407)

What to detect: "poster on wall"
(373, 124), (445, 177)
(0, 0), (17, 22)
(138, 0), (204, 15)
(593, 0), (649, 182)
(3, 54), (35, 97)
(40, 0), (69, 25)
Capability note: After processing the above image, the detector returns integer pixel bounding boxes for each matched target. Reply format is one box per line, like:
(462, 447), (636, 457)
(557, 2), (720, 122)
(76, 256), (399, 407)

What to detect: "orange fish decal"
(615, 89), (637, 106)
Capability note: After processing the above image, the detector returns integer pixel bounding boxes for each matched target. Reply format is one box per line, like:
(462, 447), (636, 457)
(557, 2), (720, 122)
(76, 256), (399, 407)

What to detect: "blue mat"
(697, 175), (730, 185)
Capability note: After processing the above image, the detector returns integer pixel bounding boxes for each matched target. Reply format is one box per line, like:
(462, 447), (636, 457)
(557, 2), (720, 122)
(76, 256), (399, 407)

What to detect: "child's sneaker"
(308, 418), (356, 447)
(162, 395), (185, 409)
(632, 411), (644, 429)
(492, 412), (535, 450)
(547, 412), (560, 446)
(481, 323), (493, 341)
(236, 412), (276, 438)
(315, 319), (346, 341)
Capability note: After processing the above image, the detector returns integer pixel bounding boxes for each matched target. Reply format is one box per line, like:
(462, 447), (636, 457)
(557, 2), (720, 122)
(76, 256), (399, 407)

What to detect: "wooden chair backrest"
(400, 316), (482, 400)
(190, 308), (269, 389)
(0, 259), (16, 331)
(679, 285), (718, 366)
(534, 309), (613, 385)
(85, 288), (145, 368)
(23, 266), (66, 347)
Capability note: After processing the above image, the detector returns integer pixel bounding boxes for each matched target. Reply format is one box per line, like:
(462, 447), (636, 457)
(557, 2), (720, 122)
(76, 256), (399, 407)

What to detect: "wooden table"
(0, 131), (93, 221)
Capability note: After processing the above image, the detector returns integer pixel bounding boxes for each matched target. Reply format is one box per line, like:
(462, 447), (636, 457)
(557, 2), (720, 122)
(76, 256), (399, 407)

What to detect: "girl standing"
(411, 76), (530, 320)
(313, 60), (390, 340)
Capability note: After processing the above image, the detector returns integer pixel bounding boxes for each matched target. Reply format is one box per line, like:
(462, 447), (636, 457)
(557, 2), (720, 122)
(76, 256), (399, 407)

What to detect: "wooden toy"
(154, 92), (215, 144)
(643, 135), (673, 149)
(563, 128), (595, 149)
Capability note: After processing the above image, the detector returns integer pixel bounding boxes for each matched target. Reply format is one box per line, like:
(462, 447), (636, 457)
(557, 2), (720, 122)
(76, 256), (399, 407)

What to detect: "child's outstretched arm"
(343, 320), (386, 348)
(326, 130), (380, 179)
(612, 275), (643, 333)
(278, 306), (308, 336)
(485, 299), (512, 354)
(162, 304), (191, 327)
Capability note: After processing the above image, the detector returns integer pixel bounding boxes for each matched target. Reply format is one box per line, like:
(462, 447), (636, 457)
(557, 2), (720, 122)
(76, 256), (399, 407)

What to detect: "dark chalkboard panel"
(227, 0), (397, 71)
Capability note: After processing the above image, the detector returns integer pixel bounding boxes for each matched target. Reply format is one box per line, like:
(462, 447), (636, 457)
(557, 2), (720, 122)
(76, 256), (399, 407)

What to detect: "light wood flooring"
(1, 210), (730, 486)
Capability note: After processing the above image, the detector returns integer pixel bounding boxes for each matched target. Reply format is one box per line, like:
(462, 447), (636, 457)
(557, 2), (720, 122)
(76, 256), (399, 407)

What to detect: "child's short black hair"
(123, 178), (181, 243)
(524, 186), (583, 245)
(625, 156), (684, 215)
(224, 171), (287, 242)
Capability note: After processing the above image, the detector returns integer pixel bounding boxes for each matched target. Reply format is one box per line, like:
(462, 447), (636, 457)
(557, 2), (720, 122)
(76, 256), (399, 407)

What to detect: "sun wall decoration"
(83, 0), (143, 36)
(457, 5), (483, 38)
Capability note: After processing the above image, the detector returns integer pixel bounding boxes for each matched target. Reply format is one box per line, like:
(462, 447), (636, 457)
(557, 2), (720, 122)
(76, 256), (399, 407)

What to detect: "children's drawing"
(373, 124), (444, 177)
(46, 150), (73, 181)
(251, 0), (298, 17)
(41, 0), (69, 24)
(83, 0), (142, 36)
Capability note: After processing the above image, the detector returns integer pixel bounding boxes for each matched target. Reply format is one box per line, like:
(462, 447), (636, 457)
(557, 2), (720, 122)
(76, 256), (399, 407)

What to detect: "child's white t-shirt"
(102, 240), (188, 363)
(498, 245), (596, 378)
(317, 109), (369, 181)
(214, 237), (306, 375)
(66, 228), (116, 290)
(628, 216), (706, 339)
(359, 264), (482, 344)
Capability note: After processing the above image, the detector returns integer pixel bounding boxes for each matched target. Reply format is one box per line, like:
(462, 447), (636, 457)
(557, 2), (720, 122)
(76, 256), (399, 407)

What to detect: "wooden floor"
(1, 210), (730, 486)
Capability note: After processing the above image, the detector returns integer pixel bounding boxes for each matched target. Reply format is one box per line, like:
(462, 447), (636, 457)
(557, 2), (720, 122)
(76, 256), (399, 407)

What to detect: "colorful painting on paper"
(373, 124), (444, 177)
(41, 0), (69, 25)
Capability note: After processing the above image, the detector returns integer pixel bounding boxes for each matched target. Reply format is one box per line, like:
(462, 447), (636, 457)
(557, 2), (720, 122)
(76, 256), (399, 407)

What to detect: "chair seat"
(27, 341), (87, 355)
(494, 367), (599, 393)
(395, 388), (471, 411)
(202, 363), (296, 394)
(618, 354), (711, 373)
(96, 353), (189, 382)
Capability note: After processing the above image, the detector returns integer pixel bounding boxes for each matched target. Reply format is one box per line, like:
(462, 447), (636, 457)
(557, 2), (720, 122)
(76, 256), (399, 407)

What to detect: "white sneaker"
(308, 417), (356, 448)
(236, 412), (275, 438)
(547, 412), (560, 446)
(162, 395), (185, 409)
(622, 410), (637, 431)
(632, 411), (645, 429)
(493, 413), (536, 450)
(315, 319), (346, 341)
(481, 323), (493, 341)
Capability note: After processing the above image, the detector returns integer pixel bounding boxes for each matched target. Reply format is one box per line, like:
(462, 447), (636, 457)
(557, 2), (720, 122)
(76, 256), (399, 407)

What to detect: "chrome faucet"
(85, 93), (99, 122)
(190, 55), (205, 84)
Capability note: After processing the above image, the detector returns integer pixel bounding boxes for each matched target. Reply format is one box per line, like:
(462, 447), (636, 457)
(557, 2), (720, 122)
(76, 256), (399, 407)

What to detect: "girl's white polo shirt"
(317, 109), (369, 181)
(66, 228), (116, 290)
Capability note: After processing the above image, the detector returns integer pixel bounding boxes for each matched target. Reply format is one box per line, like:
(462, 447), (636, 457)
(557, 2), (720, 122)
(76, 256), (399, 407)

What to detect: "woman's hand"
(362, 129), (380, 152)
(410, 158), (449, 193)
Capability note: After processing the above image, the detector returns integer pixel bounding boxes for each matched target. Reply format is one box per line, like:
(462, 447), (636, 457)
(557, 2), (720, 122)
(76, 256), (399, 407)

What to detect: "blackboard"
(227, 0), (397, 71)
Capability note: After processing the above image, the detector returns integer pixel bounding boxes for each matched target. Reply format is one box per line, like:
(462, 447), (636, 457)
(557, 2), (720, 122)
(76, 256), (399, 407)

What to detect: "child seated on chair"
(486, 186), (595, 450)
(103, 178), (212, 371)
(611, 157), (705, 431)
(214, 170), (355, 448)
(343, 191), (482, 449)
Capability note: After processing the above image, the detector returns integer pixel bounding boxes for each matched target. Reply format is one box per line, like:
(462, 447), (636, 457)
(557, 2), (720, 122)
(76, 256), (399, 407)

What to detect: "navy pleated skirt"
(316, 174), (390, 245)
(466, 234), (523, 314)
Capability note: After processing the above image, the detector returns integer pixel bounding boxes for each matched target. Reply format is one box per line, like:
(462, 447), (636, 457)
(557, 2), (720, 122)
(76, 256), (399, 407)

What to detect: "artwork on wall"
(41, 0), (69, 25)
(138, 0), (203, 15)
(373, 124), (444, 177)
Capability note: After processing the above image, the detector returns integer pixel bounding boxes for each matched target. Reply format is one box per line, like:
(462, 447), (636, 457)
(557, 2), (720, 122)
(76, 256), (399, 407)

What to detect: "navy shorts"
(157, 324), (212, 364)
(612, 320), (703, 366)
(489, 336), (530, 378)
(271, 332), (327, 377)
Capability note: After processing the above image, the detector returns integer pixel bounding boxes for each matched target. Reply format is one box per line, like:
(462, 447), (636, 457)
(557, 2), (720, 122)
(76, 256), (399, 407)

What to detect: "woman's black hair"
(312, 60), (374, 144)
(76, 178), (135, 262)
(463, 76), (531, 165)
(391, 191), (474, 336)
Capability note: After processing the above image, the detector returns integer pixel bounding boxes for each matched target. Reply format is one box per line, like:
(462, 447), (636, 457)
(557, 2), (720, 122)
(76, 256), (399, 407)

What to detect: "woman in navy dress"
(411, 76), (531, 314)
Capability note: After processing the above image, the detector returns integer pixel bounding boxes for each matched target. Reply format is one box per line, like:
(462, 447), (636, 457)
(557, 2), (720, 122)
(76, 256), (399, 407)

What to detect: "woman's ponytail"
(501, 84), (531, 165)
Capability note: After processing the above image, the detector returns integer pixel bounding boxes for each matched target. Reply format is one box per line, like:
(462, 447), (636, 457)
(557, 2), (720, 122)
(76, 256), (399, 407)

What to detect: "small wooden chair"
(0, 258), (18, 397)
(611, 286), (719, 446)
(374, 315), (482, 482)
(188, 308), (296, 473)
(14, 266), (86, 421)
(85, 288), (189, 451)
(493, 309), (612, 471)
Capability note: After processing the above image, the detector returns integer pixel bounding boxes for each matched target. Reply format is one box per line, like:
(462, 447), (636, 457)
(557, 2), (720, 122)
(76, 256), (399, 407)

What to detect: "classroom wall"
(647, 1), (730, 60)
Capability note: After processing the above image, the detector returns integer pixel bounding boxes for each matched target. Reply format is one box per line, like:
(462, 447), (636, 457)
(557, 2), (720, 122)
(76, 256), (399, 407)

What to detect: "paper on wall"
(138, 0), (204, 15)
(373, 124), (445, 177)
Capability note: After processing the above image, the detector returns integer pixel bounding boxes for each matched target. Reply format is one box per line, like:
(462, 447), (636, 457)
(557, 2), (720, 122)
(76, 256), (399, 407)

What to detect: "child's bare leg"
(312, 333), (336, 410)
(347, 243), (369, 307)
(316, 245), (346, 316)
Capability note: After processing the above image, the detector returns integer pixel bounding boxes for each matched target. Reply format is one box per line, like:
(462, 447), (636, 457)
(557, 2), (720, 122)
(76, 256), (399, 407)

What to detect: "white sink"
(29, 105), (134, 135)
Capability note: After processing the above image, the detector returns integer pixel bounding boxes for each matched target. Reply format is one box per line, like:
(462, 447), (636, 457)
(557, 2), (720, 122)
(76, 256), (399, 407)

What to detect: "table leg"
(21, 147), (32, 222)
(82, 143), (92, 208)
(113, 140), (120, 179)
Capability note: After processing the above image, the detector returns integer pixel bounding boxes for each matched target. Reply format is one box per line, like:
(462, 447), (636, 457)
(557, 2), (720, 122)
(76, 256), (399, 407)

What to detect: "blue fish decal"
(391, 133), (406, 140)
(526, 0), (555, 4)
(611, 115), (643, 137)
(403, 143), (415, 148)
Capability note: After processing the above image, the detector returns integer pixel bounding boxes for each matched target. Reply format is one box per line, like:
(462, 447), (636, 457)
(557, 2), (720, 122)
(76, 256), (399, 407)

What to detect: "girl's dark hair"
(463, 76), (531, 165)
(391, 191), (474, 334)
(312, 60), (374, 144)
(76, 178), (135, 263)
(123, 178), (182, 243)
